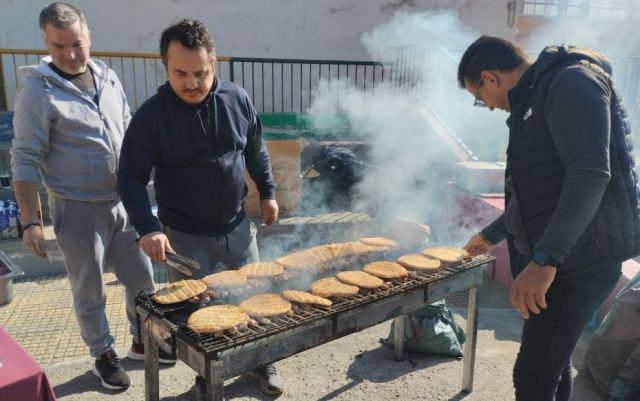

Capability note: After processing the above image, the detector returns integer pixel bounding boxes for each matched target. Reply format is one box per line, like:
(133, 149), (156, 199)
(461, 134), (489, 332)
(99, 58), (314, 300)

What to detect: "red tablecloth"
(0, 325), (56, 401)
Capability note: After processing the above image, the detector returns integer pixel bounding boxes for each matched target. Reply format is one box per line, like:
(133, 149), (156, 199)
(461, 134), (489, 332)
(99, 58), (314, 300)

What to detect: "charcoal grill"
(137, 254), (495, 401)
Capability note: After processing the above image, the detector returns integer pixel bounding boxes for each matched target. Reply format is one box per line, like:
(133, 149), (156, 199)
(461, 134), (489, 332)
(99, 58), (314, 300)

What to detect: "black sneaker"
(127, 340), (177, 365)
(92, 349), (130, 390)
(247, 364), (284, 395)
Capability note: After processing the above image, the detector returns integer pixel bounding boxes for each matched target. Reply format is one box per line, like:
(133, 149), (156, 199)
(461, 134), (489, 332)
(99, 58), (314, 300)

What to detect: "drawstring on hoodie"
(195, 107), (208, 140)
(197, 104), (230, 253)
(42, 76), (53, 89)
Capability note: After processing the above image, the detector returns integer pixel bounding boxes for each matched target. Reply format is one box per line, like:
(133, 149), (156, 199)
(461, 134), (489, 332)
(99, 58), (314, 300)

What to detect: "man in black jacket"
(117, 19), (282, 396)
(458, 36), (640, 401)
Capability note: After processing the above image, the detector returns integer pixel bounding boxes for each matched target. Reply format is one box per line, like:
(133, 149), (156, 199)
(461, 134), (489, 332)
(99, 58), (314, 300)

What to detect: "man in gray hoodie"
(10, 3), (168, 391)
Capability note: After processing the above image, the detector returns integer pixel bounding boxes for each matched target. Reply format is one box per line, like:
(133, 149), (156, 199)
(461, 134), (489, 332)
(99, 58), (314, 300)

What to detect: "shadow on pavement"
(53, 370), (125, 398)
(446, 391), (472, 401)
(226, 343), (458, 401)
(347, 344), (455, 383)
(221, 374), (281, 401)
(120, 358), (177, 372)
(313, 343), (457, 400)
(477, 308), (523, 343)
(159, 390), (191, 401)
(52, 359), (183, 399)
(316, 379), (362, 401)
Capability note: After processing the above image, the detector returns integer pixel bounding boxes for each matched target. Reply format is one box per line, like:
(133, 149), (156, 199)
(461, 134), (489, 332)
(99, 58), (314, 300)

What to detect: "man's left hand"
(260, 199), (279, 226)
(510, 262), (556, 319)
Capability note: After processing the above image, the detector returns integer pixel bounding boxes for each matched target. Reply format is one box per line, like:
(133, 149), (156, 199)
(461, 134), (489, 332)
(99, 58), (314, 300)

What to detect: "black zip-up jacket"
(481, 45), (640, 277)
(117, 78), (276, 237)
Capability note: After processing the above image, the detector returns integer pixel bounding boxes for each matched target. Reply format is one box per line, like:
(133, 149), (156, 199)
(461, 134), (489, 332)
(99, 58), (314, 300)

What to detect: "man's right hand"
(138, 231), (175, 263)
(22, 225), (47, 258)
(463, 232), (494, 256)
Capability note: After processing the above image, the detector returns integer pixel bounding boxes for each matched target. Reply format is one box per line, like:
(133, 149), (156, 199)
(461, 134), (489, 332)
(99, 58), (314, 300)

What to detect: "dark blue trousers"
(512, 256), (621, 401)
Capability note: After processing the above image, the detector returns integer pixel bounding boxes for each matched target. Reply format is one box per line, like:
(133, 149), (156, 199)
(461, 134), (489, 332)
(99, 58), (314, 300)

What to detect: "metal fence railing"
(0, 48), (392, 113)
(226, 57), (390, 113)
(2, 47), (638, 157)
(0, 48), (176, 111)
(520, 0), (640, 19)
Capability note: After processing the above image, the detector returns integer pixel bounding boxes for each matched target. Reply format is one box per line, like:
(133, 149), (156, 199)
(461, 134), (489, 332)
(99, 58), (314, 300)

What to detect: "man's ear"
(210, 56), (217, 75)
(481, 70), (499, 88)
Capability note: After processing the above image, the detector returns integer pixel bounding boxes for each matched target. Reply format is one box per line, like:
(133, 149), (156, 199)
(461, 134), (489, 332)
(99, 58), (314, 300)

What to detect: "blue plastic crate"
(0, 112), (14, 142)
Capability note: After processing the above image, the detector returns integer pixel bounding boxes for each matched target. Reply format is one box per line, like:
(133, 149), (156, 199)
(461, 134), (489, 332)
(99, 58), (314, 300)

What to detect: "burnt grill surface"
(136, 254), (493, 357)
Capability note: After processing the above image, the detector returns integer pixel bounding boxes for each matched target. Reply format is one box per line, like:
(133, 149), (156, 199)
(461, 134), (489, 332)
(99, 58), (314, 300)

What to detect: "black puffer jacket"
(503, 45), (640, 276)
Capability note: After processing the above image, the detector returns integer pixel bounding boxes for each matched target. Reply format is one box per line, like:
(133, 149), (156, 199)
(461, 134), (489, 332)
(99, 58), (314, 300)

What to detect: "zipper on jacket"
(196, 96), (226, 225)
(93, 75), (120, 166)
(208, 97), (225, 225)
(97, 107), (120, 166)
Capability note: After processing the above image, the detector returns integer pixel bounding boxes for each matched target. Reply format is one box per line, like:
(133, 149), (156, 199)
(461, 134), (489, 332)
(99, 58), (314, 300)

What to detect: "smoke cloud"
(520, 1), (640, 140)
(303, 7), (639, 247)
(307, 11), (506, 246)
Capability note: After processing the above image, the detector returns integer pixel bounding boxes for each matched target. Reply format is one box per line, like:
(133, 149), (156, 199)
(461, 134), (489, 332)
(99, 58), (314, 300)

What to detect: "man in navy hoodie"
(117, 19), (281, 396)
(458, 36), (640, 401)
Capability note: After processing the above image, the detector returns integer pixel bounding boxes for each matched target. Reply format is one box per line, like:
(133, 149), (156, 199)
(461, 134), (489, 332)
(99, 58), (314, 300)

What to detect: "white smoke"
(520, 1), (640, 143)
(521, 0), (640, 57)
(306, 11), (507, 245)
(303, 7), (640, 246)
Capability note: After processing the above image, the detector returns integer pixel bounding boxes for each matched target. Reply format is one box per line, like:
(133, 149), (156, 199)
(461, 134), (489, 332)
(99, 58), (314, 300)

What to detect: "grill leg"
(392, 315), (405, 361)
(144, 321), (160, 401)
(205, 363), (224, 401)
(462, 286), (479, 393)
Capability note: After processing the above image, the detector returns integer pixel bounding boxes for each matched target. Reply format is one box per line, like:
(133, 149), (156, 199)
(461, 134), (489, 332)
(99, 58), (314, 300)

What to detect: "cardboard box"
(245, 140), (305, 218)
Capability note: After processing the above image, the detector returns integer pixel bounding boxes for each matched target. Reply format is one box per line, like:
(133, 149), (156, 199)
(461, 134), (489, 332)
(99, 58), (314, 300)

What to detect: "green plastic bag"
(384, 300), (466, 357)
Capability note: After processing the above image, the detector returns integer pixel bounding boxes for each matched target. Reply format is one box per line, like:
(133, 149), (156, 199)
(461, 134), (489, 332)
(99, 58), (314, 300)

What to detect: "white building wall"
(0, 0), (515, 59)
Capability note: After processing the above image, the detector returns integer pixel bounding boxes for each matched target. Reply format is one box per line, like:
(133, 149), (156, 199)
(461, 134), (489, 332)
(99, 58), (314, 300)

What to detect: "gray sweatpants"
(49, 195), (155, 357)
(163, 217), (259, 281)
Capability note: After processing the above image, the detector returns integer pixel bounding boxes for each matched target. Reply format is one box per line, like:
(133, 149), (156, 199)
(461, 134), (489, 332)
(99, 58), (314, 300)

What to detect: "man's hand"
(463, 232), (493, 256)
(260, 199), (279, 226)
(510, 262), (556, 319)
(13, 180), (46, 258)
(137, 231), (175, 263)
(22, 225), (47, 258)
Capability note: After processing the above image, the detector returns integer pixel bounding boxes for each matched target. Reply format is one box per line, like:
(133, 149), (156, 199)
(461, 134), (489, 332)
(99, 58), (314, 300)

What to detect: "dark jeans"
(512, 256), (621, 401)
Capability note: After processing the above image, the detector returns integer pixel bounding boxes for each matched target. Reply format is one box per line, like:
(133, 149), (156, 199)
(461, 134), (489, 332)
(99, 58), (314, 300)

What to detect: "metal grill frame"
(138, 255), (495, 401)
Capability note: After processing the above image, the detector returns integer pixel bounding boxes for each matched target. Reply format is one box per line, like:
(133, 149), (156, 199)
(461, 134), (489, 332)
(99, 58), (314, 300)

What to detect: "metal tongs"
(135, 237), (201, 276)
(164, 253), (201, 277)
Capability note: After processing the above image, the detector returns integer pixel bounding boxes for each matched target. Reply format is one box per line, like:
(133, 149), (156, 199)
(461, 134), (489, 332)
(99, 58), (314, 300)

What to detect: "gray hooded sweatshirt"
(11, 56), (130, 201)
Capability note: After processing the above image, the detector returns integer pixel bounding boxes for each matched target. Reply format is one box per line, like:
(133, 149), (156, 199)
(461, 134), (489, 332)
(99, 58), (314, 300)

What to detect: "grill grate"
(137, 254), (493, 357)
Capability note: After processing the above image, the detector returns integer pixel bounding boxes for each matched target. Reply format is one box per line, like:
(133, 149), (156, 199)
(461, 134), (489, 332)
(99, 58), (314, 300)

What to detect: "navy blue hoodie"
(117, 78), (275, 237)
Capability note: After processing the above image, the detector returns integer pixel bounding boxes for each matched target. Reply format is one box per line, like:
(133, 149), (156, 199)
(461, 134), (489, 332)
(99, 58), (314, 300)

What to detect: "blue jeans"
(512, 256), (621, 401)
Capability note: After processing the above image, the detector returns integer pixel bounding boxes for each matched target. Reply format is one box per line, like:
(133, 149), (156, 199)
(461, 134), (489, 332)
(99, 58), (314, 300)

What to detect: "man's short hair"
(160, 19), (216, 66)
(39, 2), (89, 35)
(457, 35), (530, 88)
